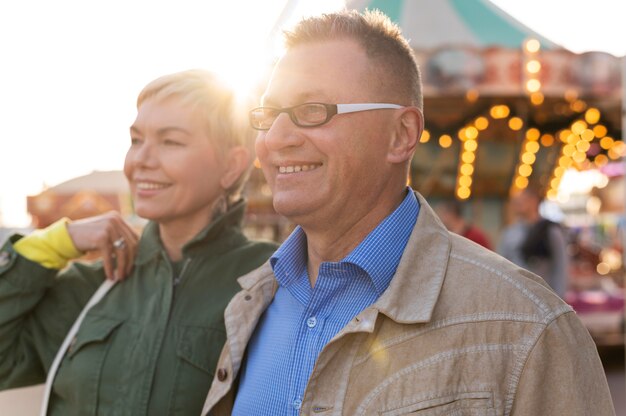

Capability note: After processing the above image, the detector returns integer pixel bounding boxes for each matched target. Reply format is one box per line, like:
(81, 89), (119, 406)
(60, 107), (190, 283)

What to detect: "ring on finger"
(113, 237), (126, 250)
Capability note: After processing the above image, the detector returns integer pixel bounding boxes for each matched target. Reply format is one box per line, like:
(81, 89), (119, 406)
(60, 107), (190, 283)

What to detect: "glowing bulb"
(585, 107), (601, 125)
(559, 130), (572, 143)
(526, 60), (541, 73)
(458, 175), (472, 187)
(572, 150), (587, 163)
(540, 134), (554, 147)
(525, 128), (540, 141)
(514, 176), (529, 189)
(490, 105), (510, 119)
(558, 156), (572, 168)
(439, 134), (453, 148)
(562, 144), (575, 157)
(460, 163), (474, 176)
(464, 139), (478, 152)
(474, 117), (489, 130)
(462, 151), (476, 164)
(525, 141), (540, 153)
(521, 152), (536, 165)
(458, 128), (467, 141)
(466, 88), (479, 103)
(571, 120), (588, 135)
(524, 38), (541, 53)
(508, 117), (523, 131)
(597, 262), (610, 275)
(600, 136), (614, 150)
(547, 189), (558, 200)
(518, 164), (533, 177)
(581, 129), (595, 142)
(457, 187), (471, 199)
(571, 100), (587, 112)
(530, 91), (544, 106)
(465, 126), (479, 140)
(576, 140), (590, 153)
(420, 129), (431, 143)
(593, 125), (607, 138)
(594, 154), (608, 167)
(526, 79), (541, 93)
(554, 166), (566, 178)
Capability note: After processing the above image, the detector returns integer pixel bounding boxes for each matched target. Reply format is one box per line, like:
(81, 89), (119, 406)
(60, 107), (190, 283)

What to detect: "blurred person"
(436, 199), (492, 249)
(0, 69), (277, 415)
(202, 10), (614, 416)
(499, 187), (569, 298)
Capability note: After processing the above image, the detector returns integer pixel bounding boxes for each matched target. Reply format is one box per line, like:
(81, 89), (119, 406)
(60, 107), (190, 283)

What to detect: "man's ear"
(220, 146), (251, 190)
(387, 107), (424, 164)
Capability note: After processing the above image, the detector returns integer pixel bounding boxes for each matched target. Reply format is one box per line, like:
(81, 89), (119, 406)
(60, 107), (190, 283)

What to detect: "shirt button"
(292, 398), (302, 410)
(306, 316), (317, 328)
(217, 368), (228, 381)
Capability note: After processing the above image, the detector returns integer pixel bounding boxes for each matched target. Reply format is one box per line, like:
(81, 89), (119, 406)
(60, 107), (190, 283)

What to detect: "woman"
(0, 69), (277, 415)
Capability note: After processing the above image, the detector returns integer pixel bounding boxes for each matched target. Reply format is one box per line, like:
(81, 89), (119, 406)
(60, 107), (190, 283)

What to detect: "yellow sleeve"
(13, 218), (84, 269)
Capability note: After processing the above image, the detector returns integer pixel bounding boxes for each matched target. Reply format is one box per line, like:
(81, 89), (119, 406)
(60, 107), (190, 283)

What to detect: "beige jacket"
(202, 193), (614, 415)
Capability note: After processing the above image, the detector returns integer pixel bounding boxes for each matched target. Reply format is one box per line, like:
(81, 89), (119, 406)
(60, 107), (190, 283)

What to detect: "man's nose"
(262, 113), (306, 151)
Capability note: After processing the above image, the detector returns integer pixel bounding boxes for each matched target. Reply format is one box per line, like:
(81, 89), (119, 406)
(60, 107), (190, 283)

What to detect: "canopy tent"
(348, 0), (560, 50)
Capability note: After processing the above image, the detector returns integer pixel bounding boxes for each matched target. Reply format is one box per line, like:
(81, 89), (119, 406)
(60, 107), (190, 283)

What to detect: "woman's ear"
(220, 146), (251, 190)
(387, 107), (424, 164)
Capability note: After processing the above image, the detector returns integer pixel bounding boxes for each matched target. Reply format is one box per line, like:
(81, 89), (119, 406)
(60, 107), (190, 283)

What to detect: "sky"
(1, 0), (624, 228)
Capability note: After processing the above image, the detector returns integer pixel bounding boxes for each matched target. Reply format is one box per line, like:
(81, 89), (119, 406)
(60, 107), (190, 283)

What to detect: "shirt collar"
(343, 189), (419, 295)
(270, 188), (419, 295)
(270, 227), (307, 287)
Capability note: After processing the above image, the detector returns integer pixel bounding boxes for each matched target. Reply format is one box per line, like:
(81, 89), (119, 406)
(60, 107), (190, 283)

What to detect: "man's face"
(255, 39), (403, 229)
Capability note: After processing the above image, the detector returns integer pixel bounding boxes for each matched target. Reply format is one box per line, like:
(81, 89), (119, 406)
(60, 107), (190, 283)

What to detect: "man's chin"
(272, 197), (313, 223)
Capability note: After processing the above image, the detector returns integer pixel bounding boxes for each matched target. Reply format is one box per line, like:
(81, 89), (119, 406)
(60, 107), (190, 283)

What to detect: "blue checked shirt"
(233, 190), (419, 415)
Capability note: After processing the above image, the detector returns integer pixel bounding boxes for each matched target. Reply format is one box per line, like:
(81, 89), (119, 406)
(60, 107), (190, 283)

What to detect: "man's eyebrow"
(262, 90), (329, 107)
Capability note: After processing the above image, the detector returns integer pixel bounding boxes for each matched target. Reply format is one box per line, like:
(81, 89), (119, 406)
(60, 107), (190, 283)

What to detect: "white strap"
(40, 279), (117, 416)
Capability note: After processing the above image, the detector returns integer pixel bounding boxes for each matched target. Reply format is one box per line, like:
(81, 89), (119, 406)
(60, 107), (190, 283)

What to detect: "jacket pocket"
(380, 391), (494, 416)
(168, 325), (227, 415)
(176, 325), (226, 375)
(66, 315), (123, 358)
(53, 314), (125, 415)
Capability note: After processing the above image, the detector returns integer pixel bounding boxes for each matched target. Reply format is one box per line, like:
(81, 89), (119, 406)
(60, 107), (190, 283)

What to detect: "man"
(436, 199), (493, 249)
(499, 187), (569, 298)
(203, 10), (614, 416)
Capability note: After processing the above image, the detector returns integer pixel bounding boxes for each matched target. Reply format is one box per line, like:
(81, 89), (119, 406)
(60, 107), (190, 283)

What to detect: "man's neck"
(303, 189), (408, 287)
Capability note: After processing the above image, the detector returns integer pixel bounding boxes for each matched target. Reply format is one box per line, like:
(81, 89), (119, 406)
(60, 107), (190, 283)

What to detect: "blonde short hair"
(284, 9), (422, 109)
(137, 69), (255, 204)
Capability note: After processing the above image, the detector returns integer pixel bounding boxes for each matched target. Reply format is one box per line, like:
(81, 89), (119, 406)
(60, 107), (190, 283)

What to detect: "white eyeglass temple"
(336, 103), (404, 114)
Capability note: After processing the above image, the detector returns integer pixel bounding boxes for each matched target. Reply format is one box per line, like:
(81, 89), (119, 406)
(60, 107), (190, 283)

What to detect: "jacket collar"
(134, 199), (247, 265)
(372, 192), (450, 323)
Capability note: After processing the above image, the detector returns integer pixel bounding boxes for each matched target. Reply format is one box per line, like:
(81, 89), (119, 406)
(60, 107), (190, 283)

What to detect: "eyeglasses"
(249, 102), (404, 130)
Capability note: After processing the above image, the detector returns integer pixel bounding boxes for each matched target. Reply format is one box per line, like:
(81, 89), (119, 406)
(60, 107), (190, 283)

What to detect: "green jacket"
(0, 201), (277, 415)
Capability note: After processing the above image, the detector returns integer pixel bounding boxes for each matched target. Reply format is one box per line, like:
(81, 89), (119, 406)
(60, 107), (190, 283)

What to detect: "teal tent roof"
(346, 0), (561, 50)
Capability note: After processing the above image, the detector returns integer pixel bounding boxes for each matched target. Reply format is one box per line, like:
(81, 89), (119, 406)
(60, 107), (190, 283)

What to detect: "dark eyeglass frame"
(249, 102), (404, 130)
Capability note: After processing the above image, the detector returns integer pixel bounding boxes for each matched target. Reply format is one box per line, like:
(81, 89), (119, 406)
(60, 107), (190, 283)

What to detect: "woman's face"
(124, 96), (228, 230)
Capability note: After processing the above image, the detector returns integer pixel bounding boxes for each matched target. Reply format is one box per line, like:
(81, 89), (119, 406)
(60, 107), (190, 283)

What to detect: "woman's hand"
(66, 212), (139, 281)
